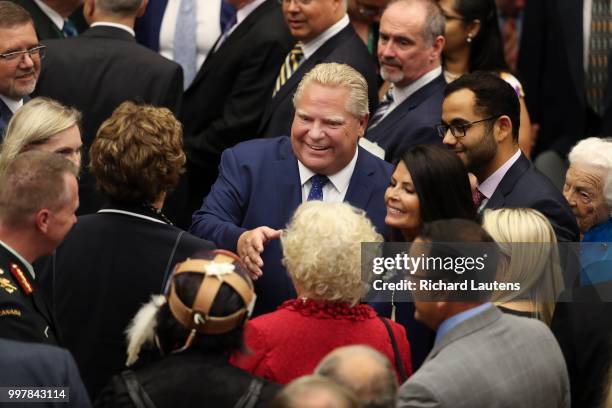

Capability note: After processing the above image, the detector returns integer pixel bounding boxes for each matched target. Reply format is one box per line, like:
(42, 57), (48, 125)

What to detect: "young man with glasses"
(439, 71), (578, 243)
(0, 1), (41, 138)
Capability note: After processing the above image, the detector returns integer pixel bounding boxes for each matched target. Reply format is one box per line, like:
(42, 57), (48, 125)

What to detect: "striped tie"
(586, 0), (612, 116)
(273, 43), (304, 97)
(368, 88), (394, 129)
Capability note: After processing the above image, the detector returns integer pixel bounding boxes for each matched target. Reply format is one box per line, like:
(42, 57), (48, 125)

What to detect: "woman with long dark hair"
(377, 144), (477, 369)
(438, 0), (534, 157)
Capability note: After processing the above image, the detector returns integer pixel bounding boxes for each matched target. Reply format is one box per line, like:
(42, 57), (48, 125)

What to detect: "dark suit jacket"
(134, 0), (168, 52)
(41, 204), (214, 399)
(518, 0), (612, 156)
(0, 244), (58, 346)
(365, 74), (445, 163)
(0, 98), (13, 140)
(190, 136), (393, 315)
(34, 25), (183, 215)
(551, 282), (612, 408)
(9, 0), (88, 40)
(484, 153), (579, 242)
(180, 0), (293, 223)
(0, 338), (91, 407)
(257, 24), (379, 139)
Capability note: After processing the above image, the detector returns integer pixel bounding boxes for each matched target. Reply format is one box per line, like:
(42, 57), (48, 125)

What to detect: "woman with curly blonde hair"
(232, 201), (412, 384)
(0, 97), (82, 172)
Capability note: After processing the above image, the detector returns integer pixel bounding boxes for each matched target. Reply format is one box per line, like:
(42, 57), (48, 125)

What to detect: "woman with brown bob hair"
(44, 102), (214, 399)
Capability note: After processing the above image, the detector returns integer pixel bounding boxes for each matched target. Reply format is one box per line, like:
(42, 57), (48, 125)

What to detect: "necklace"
(142, 203), (173, 226)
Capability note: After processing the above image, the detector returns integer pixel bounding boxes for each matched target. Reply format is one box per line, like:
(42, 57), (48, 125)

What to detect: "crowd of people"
(0, 0), (610, 407)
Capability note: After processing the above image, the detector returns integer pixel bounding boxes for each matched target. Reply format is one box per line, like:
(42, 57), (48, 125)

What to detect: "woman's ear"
(467, 18), (481, 39)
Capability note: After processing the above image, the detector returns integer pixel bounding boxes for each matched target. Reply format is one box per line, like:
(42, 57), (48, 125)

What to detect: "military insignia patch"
(9, 263), (32, 295)
(0, 278), (16, 294)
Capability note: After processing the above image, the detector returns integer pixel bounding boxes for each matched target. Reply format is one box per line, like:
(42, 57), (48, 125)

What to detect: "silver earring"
(467, 34), (473, 43)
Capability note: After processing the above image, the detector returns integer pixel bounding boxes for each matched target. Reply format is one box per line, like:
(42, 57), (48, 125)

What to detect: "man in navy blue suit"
(191, 63), (392, 316)
(0, 2), (40, 138)
(440, 71), (579, 242)
(364, 0), (446, 163)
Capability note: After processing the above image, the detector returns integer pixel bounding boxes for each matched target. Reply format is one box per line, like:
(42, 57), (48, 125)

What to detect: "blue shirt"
(435, 303), (493, 346)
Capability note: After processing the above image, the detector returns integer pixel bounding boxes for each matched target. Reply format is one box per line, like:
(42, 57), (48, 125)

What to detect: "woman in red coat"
(232, 201), (412, 384)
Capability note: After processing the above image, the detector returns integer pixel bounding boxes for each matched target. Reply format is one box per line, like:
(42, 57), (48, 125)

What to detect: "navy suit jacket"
(134, 0), (168, 51)
(190, 136), (393, 315)
(365, 74), (445, 163)
(0, 339), (91, 407)
(258, 24), (379, 139)
(485, 153), (579, 242)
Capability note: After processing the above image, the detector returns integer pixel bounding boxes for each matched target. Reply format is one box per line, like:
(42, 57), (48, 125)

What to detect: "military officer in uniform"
(0, 151), (78, 344)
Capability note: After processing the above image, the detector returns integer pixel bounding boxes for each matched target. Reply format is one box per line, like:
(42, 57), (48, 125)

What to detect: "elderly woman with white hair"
(563, 137), (612, 284)
(232, 201), (412, 384)
(0, 97), (82, 172)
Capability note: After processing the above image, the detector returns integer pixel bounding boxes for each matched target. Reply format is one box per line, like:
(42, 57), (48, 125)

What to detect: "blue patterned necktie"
(174, 0), (198, 89)
(220, 1), (237, 31)
(368, 88), (394, 129)
(307, 174), (329, 201)
(61, 19), (78, 37)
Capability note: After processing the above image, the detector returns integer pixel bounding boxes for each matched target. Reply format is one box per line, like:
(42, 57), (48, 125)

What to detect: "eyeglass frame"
(436, 115), (501, 139)
(0, 45), (46, 63)
(277, 0), (314, 5)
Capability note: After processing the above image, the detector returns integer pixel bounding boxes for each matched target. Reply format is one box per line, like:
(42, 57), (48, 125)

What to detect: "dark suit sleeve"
(185, 38), (289, 162)
(530, 196), (578, 242)
(163, 66), (183, 116)
(189, 148), (248, 250)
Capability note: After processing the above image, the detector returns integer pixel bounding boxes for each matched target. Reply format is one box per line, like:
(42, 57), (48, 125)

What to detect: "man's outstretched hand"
(237, 226), (282, 280)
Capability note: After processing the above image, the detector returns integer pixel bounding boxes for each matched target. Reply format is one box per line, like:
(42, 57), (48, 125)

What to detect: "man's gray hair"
(95, 0), (143, 15)
(386, 0), (445, 45)
(293, 63), (369, 118)
(315, 345), (398, 408)
(568, 137), (612, 210)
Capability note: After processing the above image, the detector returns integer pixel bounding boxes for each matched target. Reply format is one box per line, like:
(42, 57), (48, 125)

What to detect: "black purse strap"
(378, 316), (408, 382)
(161, 230), (185, 292)
(120, 370), (157, 408)
(234, 378), (263, 408)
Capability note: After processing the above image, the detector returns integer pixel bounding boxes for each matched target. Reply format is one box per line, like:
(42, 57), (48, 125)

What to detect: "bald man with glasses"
(0, 1), (41, 138)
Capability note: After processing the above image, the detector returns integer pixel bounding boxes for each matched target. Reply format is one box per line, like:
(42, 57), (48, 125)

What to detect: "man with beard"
(0, 1), (41, 137)
(364, 0), (446, 163)
(439, 71), (579, 242)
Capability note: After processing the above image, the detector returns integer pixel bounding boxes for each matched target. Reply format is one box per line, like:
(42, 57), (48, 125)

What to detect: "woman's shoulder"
(497, 71), (525, 98)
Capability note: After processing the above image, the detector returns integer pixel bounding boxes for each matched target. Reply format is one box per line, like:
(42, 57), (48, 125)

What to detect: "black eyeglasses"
(436, 116), (500, 138)
(0, 45), (46, 63)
